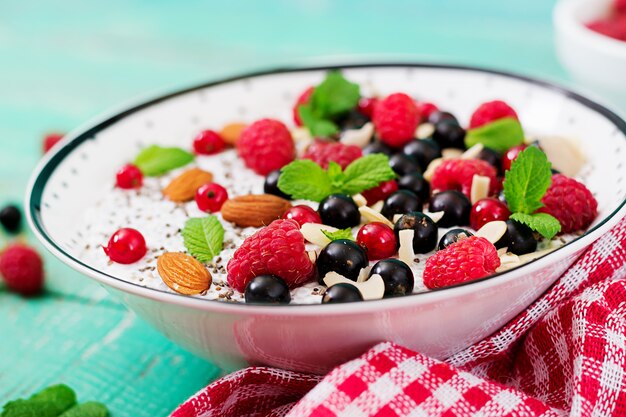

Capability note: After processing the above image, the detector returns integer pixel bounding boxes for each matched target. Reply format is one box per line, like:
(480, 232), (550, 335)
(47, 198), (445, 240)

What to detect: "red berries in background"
(0, 243), (44, 296)
(282, 205), (321, 227)
(469, 100), (519, 129)
(42, 133), (65, 154)
(195, 183), (228, 213)
(373, 93), (420, 148)
(501, 144), (528, 172)
(103, 228), (147, 264)
(470, 198), (511, 230)
(361, 180), (399, 205)
(416, 102), (439, 120)
(357, 222), (397, 260)
(116, 164), (144, 189)
(293, 86), (314, 126)
(357, 97), (378, 118)
(193, 130), (226, 155)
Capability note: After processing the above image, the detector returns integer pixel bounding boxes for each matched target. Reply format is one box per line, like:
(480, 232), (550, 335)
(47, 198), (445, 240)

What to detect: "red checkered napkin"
(172, 218), (626, 417)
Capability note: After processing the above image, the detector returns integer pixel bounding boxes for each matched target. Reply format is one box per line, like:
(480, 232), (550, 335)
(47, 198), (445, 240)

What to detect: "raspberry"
(237, 119), (295, 175)
(416, 102), (439, 120)
(538, 174), (598, 233)
(302, 140), (362, 169)
(227, 219), (315, 292)
(357, 97), (378, 117)
(42, 132), (64, 153)
(469, 100), (519, 129)
(373, 93), (420, 148)
(293, 87), (314, 126)
(0, 243), (44, 296)
(423, 236), (500, 289)
(430, 159), (497, 198)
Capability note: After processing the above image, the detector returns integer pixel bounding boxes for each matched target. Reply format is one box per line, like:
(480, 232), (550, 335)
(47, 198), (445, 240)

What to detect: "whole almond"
(157, 252), (212, 295)
(220, 122), (247, 146)
(163, 168), (213, 202)
(221, 194), (291, 227)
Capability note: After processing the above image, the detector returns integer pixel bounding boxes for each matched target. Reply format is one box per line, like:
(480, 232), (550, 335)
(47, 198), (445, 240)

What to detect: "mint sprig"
(510, 213), (561, 240)
(465, 117), (524, 153)
(322, 228), (354, 241)
(134, 145), (194, 176)
(297, 71), (360, 137)
(278, 154), (396, 202)
(503, 147), (561, 239)
(182, 216), (224, 263)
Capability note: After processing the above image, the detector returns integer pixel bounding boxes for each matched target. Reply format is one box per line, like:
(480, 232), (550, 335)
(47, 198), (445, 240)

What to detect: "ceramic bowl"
(27, 64), (626, 374)
(554, 0), (626, 110)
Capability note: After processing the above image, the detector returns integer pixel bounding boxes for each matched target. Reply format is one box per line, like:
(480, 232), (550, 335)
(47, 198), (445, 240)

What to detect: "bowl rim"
(554, 0), (626, 55)
(26, 62), (626, 315)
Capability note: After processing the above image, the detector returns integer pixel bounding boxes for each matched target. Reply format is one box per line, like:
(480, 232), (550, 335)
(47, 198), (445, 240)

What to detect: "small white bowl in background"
(554, 0), (626, 110)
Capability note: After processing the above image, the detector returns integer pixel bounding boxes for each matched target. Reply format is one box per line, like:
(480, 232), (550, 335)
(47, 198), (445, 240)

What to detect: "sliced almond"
(157, 252), (212, 295)
(415, 123), (435, 139)
(323, 272), (385, 300)
(221, 194), (291, 227)
(357, 266), (372, 283)
(291, 126), (313, 143)
(340, 122), (374, 147)
(475, 220), (507, 244)
(370, 200), (384, 213)
(461, 143), (484, 160)
(301, 223), (339, 247)
(442, 148), (463, 159)
(534, 135), (586, 177)
(307, 250), (318, 263)
(353, 193), (367, 207)
(359, 206), (394, 228)
(393, 214), (403, 223)
(163, 168), (214, 202)
(423, 157), (443, 182)
(470, 175), (491, 204)
(220, 122), (247, 146)
(423, 210), (444, 223)
(497, 247), (509, 256)
(398, 229), (415, 265)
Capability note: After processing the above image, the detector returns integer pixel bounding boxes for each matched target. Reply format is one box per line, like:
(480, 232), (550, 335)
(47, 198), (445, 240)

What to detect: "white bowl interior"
(33, 65), (626, 292)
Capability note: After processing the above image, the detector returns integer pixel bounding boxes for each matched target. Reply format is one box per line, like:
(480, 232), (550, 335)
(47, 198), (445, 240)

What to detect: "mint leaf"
(322, 228), (354, 241)
(298, 104), (339, 137)
(2, 385), (76, 417)
(465, 117), (525, 153)
(510, 212), (561, 240)
(503, 147), (552, 214)
(310, 71), (360, 118)
(278, 160), (333, 201)
(341, 154), (396, 196)
(278, 155), (396, 201)
(182, 216), (224, 263)
(134, 145), (194, 176)
(59, 402), (108, 417)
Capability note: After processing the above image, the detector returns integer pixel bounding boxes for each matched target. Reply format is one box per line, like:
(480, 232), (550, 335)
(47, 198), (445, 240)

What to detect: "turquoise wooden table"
(0, 1), (567, 415)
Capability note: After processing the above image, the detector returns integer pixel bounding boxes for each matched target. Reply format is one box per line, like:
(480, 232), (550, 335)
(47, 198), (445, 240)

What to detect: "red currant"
(357, 97), (378, 118)
(103, 228), (147, 264)
(470, 198), (511, 230)
(501, 144), (527, 172)
(282, 205), (321, 227)
(193, 130), (226, 155)
(42, 132), (64, 153)
(116, 164), (143, 189)
(416, 102), (439, 120)
(357, 222), (397, 260)
(195, 183), (228, 212)
(361, 180), (398, 205)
